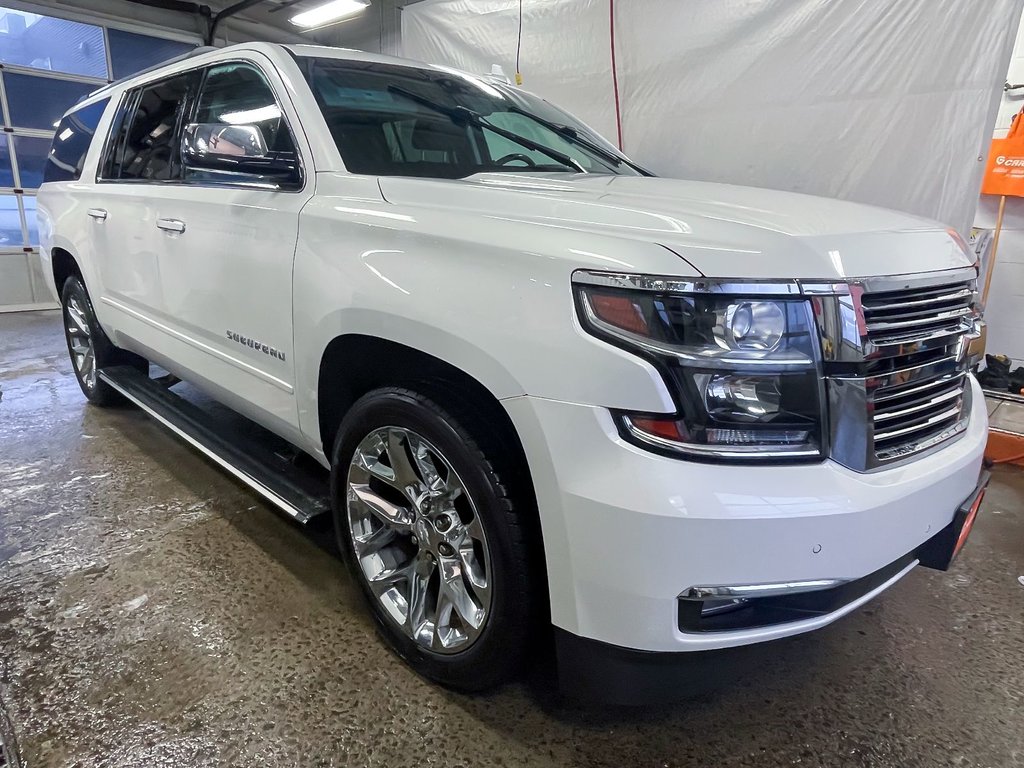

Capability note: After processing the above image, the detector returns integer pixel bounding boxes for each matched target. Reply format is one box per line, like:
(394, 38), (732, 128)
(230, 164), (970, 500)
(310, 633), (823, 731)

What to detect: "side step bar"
(99, 366), (330, 524)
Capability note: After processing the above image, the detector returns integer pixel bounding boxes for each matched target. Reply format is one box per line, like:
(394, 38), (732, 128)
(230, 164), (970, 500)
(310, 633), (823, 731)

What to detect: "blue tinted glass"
(0, 194), (23, 246)
(108, 29), (195, 80)
(44, 98), (109, 184)
(22, 196), (37, 244)
(0, 138), (13, 188)
(0, 8), (107, 79)
(4, 73), (94, 130)
(12, 135), (51, 188)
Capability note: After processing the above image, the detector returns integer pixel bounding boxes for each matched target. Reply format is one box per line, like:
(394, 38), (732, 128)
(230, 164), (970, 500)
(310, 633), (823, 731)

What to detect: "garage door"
(0, 5), (197, 312)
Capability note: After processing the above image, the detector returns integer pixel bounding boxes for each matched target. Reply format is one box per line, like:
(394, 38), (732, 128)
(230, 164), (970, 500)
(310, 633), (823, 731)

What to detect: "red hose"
(609, 0), (624, 150)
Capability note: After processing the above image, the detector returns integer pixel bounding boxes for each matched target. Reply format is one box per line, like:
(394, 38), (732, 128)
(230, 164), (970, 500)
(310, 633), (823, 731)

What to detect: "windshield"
(300, 57), (644, 179)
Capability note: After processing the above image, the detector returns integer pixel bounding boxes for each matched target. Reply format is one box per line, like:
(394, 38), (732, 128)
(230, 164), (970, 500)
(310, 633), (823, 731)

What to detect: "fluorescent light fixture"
(290, 0), (369, 28)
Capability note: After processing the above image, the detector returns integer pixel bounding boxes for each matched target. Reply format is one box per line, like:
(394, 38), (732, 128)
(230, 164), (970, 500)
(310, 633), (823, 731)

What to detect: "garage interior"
(1, 1), (1023, 766)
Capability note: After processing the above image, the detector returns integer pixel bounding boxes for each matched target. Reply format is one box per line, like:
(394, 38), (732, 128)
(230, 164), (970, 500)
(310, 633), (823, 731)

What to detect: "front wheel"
(331, 387), (539, 692)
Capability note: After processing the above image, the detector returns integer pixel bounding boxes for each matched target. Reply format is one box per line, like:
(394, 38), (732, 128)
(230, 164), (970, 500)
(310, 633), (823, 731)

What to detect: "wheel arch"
(50, 246), (83, 295)
(317, 334), (527, 469)
(317, 332), (549, 622)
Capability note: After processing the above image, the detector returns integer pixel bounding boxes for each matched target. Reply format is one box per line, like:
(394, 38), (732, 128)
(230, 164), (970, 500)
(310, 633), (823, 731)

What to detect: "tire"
(60, 275), (145, 406)
(330, 387), (538, 692)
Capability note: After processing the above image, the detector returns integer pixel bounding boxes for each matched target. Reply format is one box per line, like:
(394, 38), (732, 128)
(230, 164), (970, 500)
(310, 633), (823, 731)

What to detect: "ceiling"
(195, 0), (393, 46)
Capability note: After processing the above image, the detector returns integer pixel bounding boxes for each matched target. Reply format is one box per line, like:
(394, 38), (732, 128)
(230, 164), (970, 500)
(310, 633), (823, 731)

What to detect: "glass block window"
(4, 73), (96, 131)
(11, 136), (51, 188)
(0, 6), (200, 309)
(22, 195), (37, 244)
(0, 7), (107, 79)
(0, 194), (23, 247)
(108, 28), (195, 80)
(0, 138), (13, 188)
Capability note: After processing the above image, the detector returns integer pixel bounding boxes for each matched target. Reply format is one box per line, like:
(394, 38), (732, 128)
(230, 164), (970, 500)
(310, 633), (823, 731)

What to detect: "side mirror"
(184, 122), (269, 161)
(182, 123), (300, 187)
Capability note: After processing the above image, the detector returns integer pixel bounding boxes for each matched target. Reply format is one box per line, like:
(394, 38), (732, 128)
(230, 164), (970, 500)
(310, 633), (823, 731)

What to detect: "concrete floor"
(1, 310), (1023, 768)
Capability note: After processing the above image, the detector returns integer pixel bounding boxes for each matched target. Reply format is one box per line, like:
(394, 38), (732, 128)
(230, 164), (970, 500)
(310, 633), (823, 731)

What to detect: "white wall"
(975, 14), (1024, 366)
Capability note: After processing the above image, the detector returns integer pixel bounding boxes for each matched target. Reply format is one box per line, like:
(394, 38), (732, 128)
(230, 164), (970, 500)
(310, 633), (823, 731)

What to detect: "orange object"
(982, 110), (1024, 196)
(953, 487), (985, 559)
(984, 428), (1024, 466)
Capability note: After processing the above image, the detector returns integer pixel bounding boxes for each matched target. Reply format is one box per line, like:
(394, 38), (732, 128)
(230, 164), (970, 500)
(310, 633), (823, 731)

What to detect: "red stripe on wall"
(609, 0), (624, 150)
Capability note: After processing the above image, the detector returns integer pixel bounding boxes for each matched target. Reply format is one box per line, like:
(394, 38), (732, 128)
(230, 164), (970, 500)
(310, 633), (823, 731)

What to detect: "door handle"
(156, 218), (186, 234)
(86, 208), (107, 221)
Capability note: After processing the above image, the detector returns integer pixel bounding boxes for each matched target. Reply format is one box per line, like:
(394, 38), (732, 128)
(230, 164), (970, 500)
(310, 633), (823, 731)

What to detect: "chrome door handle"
(156, 218), (186, 234)
(86, 208), (107, 221)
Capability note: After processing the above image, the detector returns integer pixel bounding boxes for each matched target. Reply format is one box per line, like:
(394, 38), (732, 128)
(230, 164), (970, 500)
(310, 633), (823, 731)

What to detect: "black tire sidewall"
(330, 388), (532, 691)
(61, 277), (100, 399)
(60, 275), (129, 406)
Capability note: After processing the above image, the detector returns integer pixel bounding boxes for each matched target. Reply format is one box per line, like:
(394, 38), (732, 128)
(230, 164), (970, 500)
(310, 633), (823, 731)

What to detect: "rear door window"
(115, 71), (195, 181)
(43, 98), (110, 183)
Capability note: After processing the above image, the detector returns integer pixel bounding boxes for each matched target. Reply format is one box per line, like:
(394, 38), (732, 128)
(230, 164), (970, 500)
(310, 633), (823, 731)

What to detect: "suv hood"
(377, 173), (973, 280)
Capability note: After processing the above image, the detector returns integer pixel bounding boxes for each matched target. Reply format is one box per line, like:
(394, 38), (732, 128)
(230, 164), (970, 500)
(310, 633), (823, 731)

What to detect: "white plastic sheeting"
(402, 0), (1023, 236)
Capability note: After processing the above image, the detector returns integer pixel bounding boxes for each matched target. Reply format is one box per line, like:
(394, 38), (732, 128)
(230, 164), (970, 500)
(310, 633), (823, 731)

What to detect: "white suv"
(38, 43), (989, 701)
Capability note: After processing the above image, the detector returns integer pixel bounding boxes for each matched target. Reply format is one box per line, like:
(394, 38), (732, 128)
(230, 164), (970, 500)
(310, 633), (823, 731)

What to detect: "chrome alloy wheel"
(66, 294), (97, 389)
(346, 426), (493, 654)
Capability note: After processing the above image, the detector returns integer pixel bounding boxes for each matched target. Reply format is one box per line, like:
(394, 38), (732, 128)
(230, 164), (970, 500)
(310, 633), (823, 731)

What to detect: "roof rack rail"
(87, 45), (220, 98)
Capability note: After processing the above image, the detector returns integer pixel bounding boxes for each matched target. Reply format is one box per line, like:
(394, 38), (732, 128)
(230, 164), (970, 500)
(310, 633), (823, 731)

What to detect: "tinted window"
(185, 62), (298, 184)
(22, 195), (37, 244)
(4, 73), (94, 130)
(117, 73), (193, 181)
(43, 98), (109, 183)
(0, 138), (13, 188)
(13, 136), (52, 188)
(0, 7), (108, 79)
(108, 28), (195, 80)
(0, 194), (22, 246)
(301, 58), (638, 179)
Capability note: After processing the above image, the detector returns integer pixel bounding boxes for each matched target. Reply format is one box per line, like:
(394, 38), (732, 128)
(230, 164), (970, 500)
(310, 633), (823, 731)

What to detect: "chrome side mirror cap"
(183, 122), (270, 162)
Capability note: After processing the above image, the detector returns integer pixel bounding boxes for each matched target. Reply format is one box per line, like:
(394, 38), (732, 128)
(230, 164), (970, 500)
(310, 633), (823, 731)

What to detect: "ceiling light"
(290, 0), (369, 28)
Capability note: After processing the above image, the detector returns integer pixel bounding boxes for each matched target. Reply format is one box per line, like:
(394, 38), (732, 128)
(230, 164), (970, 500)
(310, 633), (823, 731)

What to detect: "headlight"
(575, 272), (824, 461)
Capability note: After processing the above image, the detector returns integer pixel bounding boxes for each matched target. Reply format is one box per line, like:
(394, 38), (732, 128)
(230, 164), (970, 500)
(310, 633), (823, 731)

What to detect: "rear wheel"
(60, 275), (145, 406)
(331, 387), (538, 691)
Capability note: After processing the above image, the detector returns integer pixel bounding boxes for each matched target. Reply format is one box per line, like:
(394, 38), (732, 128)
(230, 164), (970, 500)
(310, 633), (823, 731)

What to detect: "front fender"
(292, 183), (680, 454)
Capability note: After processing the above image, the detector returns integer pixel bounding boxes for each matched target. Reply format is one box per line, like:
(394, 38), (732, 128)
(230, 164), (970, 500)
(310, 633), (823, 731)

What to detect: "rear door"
(91, 70), (198, 321)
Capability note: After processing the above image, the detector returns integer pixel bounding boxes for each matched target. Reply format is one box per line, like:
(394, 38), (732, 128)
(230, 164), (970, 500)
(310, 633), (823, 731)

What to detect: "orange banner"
(982, 110), (1024, 197)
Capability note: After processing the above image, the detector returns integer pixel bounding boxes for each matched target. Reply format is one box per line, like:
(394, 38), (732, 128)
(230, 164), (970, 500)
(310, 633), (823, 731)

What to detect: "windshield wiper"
(387, 85), (585, 173)
(507, 106), (652, 176)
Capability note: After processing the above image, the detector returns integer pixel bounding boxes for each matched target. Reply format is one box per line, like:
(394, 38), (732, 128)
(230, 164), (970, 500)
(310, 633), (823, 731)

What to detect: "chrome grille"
(814, 268), (979, 472)
(861, 282), (974, 345)
(862, 279), (974, 464)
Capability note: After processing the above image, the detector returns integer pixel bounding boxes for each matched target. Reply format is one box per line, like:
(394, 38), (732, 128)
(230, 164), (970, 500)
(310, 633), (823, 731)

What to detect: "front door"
(146, 58), (312, 442)
(94, 55), (313, 444)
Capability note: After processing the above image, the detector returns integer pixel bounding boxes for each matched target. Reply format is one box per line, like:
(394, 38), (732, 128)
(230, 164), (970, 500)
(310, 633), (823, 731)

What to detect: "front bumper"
(502, 376), (988, 655)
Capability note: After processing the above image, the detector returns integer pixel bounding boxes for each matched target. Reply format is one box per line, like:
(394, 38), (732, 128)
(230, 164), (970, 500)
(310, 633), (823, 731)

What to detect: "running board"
(99, 365), (330, 524)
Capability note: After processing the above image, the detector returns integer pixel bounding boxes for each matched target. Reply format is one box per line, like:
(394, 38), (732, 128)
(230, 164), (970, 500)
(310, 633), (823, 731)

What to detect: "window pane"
(0, 194), (23, 246)
(13, 135), (52, 188)
(22, 195), (37, 244)
(5, 73), (94, 130)
(0, 7), (107, 79)
(44, 98), (109, 184)
(194, 63), (294, 152)
(0, 137), (13, 188)
(120, 74), (193, 181)
(108, 28), (194, 80)
(185, 62), (297, 185)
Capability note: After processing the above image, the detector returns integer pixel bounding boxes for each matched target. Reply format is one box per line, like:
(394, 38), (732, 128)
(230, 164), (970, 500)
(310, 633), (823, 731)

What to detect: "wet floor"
(1, 309), (1022, 768)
